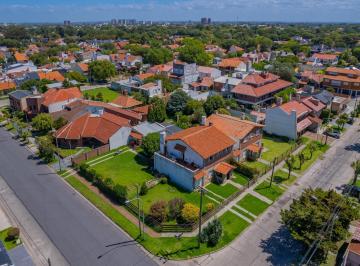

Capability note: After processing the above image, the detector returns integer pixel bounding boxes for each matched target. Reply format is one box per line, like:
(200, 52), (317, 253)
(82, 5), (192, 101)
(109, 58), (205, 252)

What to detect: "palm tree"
(285, 155), (296, 179)
(351, 160), (360, 186)
(298, 152), (306, 170)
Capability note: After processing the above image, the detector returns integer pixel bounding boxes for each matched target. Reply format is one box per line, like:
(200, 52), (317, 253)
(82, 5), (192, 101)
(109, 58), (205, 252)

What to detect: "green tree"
(30, 53), (49, 66)
(254, 36), (273, 52)
(176, 114), (191, 129)
(285, 155), (296, 179)
(113, 184), (127, 204)
(66, 71), (87, 83)
(166, 90), (190, 117)
(297, 152), (306, 170)
(89, 60), (116, 82)
(269, 61), (295, 82)
(204, 95), (225, 115)
(179, 38), (212, 66)
(281, 188), (359, 263)
(143, 48), (172, 65)
(53, 117), (68, 130)
(139, 182), (148, 196)
(181, 203), (199, 223)
(144, 75), (178, 93)
(32, 113), (53, 132)
(141, 132), (160, 157)
(199, 218), (223, 247)
(168, 198), (185, 220)
(308, 142), (318, 159)
(148, 97), (166, 122)
(36, 135), (56, 163)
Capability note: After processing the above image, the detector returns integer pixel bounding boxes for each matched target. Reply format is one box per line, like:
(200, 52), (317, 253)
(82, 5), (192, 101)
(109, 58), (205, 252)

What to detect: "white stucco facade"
(109, 127), (131, 150)
(264, 108), (297, 140)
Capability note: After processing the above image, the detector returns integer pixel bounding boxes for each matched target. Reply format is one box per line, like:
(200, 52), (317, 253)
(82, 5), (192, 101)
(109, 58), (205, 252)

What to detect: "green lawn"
(237, 194), (270, 216)
(218, 211), (250, 244)
(0, 228), (21, 250)
(205, 183), (238, 199)
(140, 183), (216, 213)
(261, 135), (293, 162)
(231, 206), (255, 221)
(254, 181), (284, 201)
(294, 143), (329, 173)
(272, 169), (297, 186)
(56, 147), (92, 158)
(83, 87), (119, 102)
(355, 179), (360, 188)
(65, 175), (250, 259)
(232, 171), (250, 186)
(91, 151), (153, 190)
(242, 160), (269, 173)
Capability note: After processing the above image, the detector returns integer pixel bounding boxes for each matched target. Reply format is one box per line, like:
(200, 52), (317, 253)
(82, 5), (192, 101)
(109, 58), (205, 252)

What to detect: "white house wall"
(47, 98), (79, 113)
(109, 127), (131, 150)
(264, 107), (297, 139)
(166, 140), (204, 168)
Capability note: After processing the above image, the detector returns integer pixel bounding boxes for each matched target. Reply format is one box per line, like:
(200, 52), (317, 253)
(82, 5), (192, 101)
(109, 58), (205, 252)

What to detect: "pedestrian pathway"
(233, 205), (257, 219)
(229, 208), (253, 224)
(258, 158), (271, 165)
(249, 191), (273, 205)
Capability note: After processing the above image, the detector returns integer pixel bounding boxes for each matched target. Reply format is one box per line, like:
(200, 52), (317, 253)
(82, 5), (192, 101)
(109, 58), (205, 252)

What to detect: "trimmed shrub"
(6, 227), (20, 241)
(149, 200), (168, 223)
(206, 202), (215, 213)
(168, 198), (185, 220)
(160, 177), (168, 184)
(113, 184), (127, 204)
(181, 203), (199, 223)
(199, 218), (223, 246)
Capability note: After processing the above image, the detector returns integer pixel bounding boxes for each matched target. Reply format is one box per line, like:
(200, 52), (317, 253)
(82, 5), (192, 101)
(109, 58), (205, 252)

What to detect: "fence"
(71, 144), (110, 165)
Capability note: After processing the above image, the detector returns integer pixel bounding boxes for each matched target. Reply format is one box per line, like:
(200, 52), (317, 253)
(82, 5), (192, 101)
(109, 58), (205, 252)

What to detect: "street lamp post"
(125, 185), (144, 240)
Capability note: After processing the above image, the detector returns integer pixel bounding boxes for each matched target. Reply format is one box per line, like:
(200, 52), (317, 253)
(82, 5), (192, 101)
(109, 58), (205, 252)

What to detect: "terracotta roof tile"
(42, 87), (82, 107)
(166, 125), (235, 159)
(38, 71), (65, 82)
(213, 162), (235, 175)
(111, 95), (142, 108)
(0, 81), (16, 91)
(313, 53), (338, 60)
(14, 52), (28, 62)
(232, 79), (293, 98)
(279, 101), (311, 118)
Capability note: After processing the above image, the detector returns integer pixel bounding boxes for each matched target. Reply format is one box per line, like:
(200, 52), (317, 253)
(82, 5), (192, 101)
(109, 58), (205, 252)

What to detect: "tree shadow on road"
(259, 225), (304, 266)
(344, 143), (360, 153)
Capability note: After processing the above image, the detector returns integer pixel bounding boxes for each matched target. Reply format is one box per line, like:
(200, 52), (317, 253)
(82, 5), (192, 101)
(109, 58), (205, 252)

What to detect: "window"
(355, 83), (359, 87)
(343, 82), (348, 85)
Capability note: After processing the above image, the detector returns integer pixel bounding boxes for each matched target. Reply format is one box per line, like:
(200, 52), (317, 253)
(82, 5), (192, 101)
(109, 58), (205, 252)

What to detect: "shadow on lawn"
(260, 225), (304, 266)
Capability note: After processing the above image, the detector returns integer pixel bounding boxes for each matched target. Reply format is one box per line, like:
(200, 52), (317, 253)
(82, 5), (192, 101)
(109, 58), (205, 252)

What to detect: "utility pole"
(55, 137), (62, 171)
(198, 177), (204, 248)
(269, 158), (276, 187)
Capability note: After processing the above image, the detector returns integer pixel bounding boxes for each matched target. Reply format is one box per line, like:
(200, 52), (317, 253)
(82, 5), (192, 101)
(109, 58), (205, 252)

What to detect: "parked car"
(347, 117), (354, 125)
(324, 130), (340, 139)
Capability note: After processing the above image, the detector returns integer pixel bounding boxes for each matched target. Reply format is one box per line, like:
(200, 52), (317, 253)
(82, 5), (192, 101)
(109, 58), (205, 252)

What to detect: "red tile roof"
(14, 52), (28, 62)
(326, 67), (360, 76)
(77, 63), (89, 72)
(297, 118), (312, 132)
(0, 81), (16, 91)
(167, 125), (235, 159)
(242, 73), (279, 86)
(55, 111), (130, 144)
(132, 105), (150, 115)
(194, 170), (206, 181)
(207, 114), (263, 140)
(313, 53), (338, 60)
(218, 57), (245, 68)
(42, 87), (82, 107)
(213, 162), (235, 175)
(247, 143), (261, 153)
(38, 71), (65, 82)
(135, 73), (154, 81)
(279, 101), (311, 118)
(111, 95), (142, 108)
(301, 97), (326, 112)
(232, 79), (293, 98)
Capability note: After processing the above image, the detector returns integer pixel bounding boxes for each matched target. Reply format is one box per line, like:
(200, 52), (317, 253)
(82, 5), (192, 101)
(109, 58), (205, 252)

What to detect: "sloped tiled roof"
(42, 87), (82, 107)
(14, 52), (28, 62)
(232, 79), (293, 97)
(207, 114), (263, 140)
(111, 95), (142, 108)
(166, 125), (235, 159)
(301, 97), (326, 112)
(55, 111), (130, 143)
(279, 101), (311, 118)
(0, 81), (16, 91)
(38, 71), (65, 82)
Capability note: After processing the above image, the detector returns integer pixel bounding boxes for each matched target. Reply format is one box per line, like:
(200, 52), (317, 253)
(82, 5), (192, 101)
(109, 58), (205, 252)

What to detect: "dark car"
(325, 130), (340, 139)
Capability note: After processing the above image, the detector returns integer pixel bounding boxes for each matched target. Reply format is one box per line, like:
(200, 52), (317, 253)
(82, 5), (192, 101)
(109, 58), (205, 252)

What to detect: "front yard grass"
(261, 135), (293, 162)
(140, 183), (217, 213)
(0, 228), (21, 250)
(65, 175), (251, 259)
(242, 160), (269, 173)
(90, 151), (153, 189)
(237, 194), (270, 216)
(83, 87), (119, 102)
(56, 147), (92, 158)
(254, 181), (284, 201)
(273, 169), (297, 186)
(205, 183), (238, 199)
(294, 143), (329, 173)
(232, 171), (250, 186)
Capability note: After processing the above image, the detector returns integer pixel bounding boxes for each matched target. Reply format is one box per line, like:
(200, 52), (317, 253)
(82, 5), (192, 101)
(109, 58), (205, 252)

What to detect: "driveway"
(164, 121), (360, 266)
(0, 128), (157, 266)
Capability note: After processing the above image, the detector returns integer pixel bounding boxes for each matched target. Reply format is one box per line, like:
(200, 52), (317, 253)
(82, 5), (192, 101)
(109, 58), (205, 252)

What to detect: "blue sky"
(1, 0), (359, 23)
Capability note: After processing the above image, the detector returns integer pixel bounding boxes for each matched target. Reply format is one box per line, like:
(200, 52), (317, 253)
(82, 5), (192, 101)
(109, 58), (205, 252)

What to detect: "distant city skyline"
(0, 0), (359, 23)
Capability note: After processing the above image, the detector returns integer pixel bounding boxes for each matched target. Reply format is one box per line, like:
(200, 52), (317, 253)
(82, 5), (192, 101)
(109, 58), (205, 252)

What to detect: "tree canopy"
(178, 38), (212, 66)
(89, 60), (116, 82)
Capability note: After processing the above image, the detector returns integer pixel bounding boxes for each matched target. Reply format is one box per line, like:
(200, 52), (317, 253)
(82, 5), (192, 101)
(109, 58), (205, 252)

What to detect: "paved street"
(0, 128), (157, 266)
(165, 121), (360, 266)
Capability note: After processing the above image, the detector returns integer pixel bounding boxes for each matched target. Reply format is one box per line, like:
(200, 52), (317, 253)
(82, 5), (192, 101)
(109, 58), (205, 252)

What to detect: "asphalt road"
(0, 128), (157, 266)
(167, 121), (360, 266)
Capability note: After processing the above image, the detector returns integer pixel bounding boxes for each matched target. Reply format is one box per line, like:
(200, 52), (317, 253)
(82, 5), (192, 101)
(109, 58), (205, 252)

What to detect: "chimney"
(296, 94), (301, 102)
(201, 115), (207, 126)
(160, 131), (166, 154)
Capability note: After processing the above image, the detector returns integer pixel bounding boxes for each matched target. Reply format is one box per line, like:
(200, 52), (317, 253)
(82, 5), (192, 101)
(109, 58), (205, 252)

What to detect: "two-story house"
(323, 67), (360, 97)
(231, 72), (293, 108)
(207, 114), (264, 162)
(154, 124), (235, 191)
(264, 100), (322, 140)
(170, 60), (199, 85)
